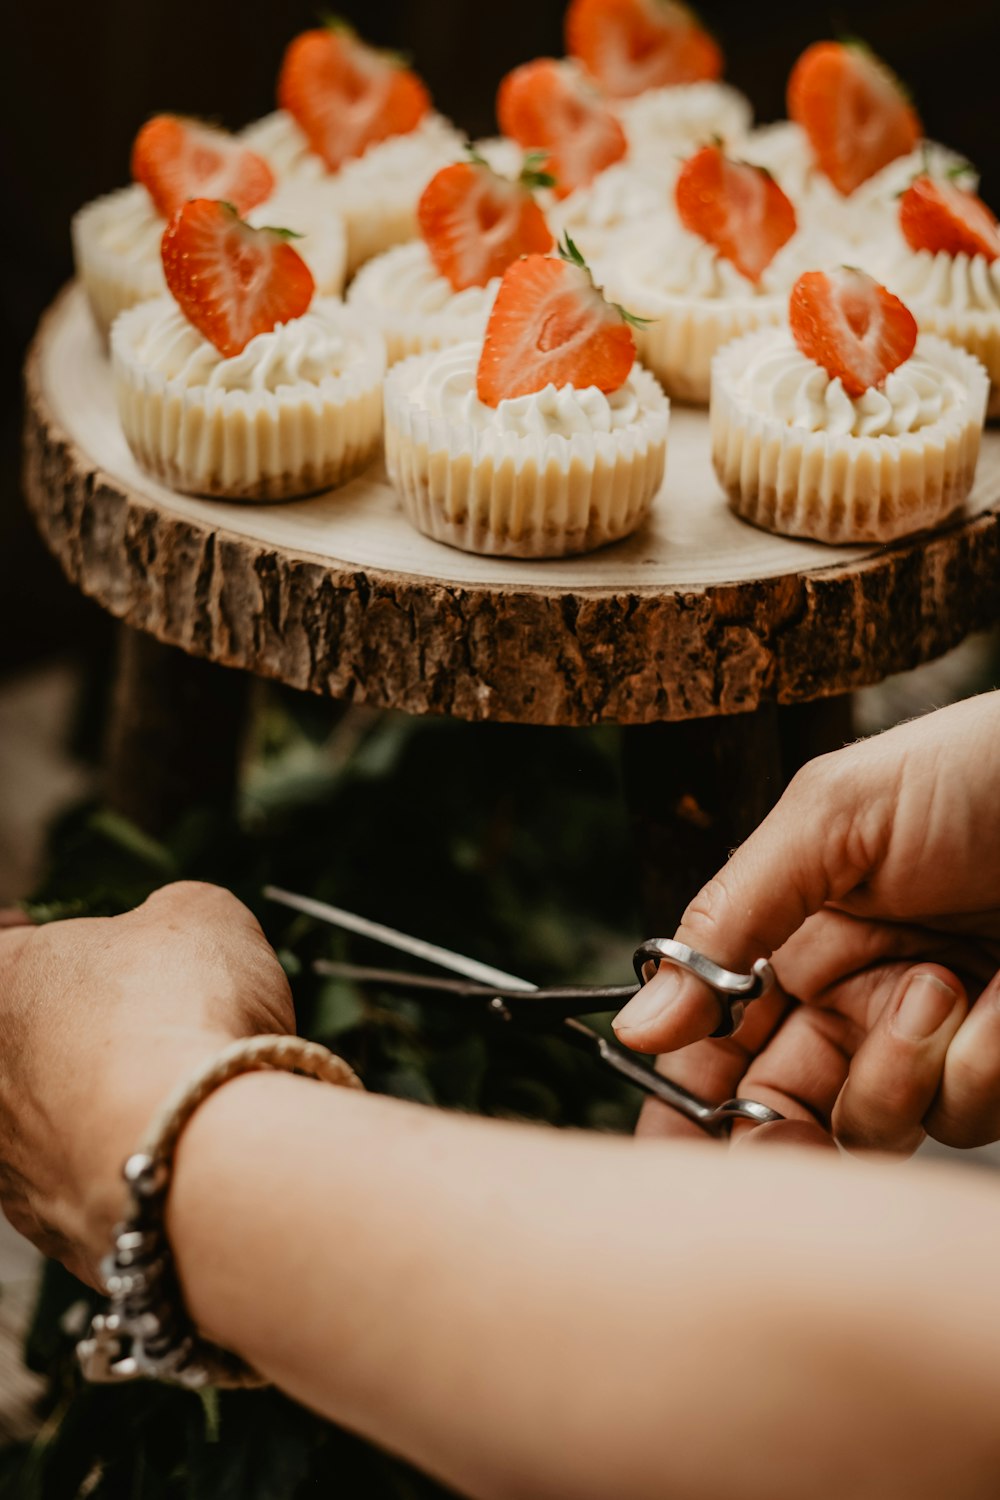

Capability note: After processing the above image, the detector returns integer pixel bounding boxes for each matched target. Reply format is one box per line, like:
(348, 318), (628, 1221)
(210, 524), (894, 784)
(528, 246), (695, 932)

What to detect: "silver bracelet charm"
(77, 1035), (364, 1389)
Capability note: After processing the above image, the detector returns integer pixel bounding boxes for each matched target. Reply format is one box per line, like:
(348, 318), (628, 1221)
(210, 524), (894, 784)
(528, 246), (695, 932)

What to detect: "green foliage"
(2, 691), (645, 1497)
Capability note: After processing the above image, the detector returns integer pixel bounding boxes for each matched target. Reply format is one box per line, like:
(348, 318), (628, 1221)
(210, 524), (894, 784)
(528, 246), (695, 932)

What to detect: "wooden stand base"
(105, 626), (248, 837)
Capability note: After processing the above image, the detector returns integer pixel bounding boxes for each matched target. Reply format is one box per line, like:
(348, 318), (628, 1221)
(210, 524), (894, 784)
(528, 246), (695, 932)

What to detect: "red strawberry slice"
(477, 244), (635, 406)
(132, 115), (275, 219)
(566, 0), (722, 98)
(497, 58), (627, 199)
(161, 199), (315, 358)
(788, 41), (921, 196)
(899, 175), (1000, 263)
(418, 158), (554, 291)
(278, 24), (430, 173)
(675, 145), (797, 283)
(789, 267), (917, 399)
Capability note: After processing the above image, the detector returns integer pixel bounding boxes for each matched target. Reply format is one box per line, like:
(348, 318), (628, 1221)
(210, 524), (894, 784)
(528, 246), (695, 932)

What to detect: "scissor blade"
(264, 886), (536, 992)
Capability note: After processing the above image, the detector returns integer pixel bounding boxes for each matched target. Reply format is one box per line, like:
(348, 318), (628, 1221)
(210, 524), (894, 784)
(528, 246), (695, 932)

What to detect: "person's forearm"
(169, 1077), (1000, 1500)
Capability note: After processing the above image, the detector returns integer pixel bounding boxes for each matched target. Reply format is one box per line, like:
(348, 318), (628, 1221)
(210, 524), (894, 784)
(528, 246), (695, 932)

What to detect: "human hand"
(0, 882), (293, 1282)
(612, 693), (1000, 1154)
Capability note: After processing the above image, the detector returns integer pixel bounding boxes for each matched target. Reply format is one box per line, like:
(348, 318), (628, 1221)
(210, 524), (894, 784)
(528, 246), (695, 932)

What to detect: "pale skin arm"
(170, 1073), (1000, 1500)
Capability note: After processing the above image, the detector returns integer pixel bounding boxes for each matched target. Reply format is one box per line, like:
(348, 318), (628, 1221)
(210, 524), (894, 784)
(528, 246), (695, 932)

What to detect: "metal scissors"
(264, 886), (783, 1136)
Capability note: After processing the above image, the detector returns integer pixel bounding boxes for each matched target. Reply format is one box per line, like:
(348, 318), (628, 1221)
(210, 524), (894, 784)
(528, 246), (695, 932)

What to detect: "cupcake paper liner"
(634, 294), (785, 406)
(383, 354), (670, 558)
(711, 331), (989, 543)
(112, 301), (386, 503)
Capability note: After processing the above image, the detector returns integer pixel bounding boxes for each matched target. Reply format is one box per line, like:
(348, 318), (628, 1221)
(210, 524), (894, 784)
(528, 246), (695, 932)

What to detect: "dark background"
(3, 0), (999, 673)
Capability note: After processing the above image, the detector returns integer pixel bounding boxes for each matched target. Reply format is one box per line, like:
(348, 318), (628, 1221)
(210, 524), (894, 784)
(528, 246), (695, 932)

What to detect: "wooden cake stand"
(22, 283), (1000, 915)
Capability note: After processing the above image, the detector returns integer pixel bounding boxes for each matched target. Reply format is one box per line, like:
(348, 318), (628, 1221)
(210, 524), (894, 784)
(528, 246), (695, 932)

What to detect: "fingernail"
(613, 968), (682, 1036)
(892, 973), (959, 1041)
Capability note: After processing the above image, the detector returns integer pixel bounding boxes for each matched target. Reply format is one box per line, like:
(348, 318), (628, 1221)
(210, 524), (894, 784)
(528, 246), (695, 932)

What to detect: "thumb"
(612, 756), (866, 1054)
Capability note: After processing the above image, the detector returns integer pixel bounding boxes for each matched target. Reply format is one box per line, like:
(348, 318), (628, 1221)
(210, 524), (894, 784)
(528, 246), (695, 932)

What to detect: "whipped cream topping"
(87, 184), (164, 257)
(881, 243), (1000, 314)
(553, 162), (672, 238)
(79, 177), (344, 292)
(732, 333), (965, 437)
(240, 111), (334, 181)
(241, 110), (462, 189)
(334, 115), (465, 197)
(405, 341), (643, 436)
(124, 299), (375, 393)
(596, 207), (850, 309)
(599, 220), (760, 307)
(618, 82), (752, 158)
(350, 241), (499, 318)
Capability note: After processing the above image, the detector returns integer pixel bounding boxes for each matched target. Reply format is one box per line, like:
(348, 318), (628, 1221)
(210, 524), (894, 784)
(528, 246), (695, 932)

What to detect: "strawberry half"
(477, 240), (636, 406)
(566, 0), (722, 98)
(418, 156), (554, 291)
(788, 41), (921, 196)
(675, 145), (796, 283)
(132, 115), (275, 219)
(278, 23), (430, 173)
(899, 175), (1000, 264)
(161, 199), (315, 358)
(789, 267), (917, 399)
(497, 58), (627, 199)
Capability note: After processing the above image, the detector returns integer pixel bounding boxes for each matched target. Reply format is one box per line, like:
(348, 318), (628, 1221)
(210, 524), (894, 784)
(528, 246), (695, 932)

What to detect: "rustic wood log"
(22, 285), (1000, 728)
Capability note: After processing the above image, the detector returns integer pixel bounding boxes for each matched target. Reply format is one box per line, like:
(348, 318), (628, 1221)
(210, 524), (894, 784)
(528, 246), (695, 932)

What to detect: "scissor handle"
(632, 940), (776, 1039)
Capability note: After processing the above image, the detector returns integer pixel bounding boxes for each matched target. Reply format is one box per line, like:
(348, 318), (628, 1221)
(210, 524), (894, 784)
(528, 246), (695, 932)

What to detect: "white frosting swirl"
(882, 245), (1000, 314)
(406, 341), (642, 435)
(349, 241), (498, 318)
(86, 184), (164, 257)
(334, 116), (465, 201)
(599, 219), (758, 308)
(75, 178), (345, 295)
(554, 162), (672, 236)
(241, 111), (463, 193)
(126, 299), (373, 392)
(618, 82), (752, 160)
(734, 332), (964, 437)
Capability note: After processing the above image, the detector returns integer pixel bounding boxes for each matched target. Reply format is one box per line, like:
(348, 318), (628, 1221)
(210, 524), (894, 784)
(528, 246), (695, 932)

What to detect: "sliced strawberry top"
(132, 115), (275, 219)
(497, 58), (627, 199)
(675, 145), (797, 284)
(566, 0), (722, 98)
(787, 41), (921, 196)
(789, 267), (918, 399)
(278, 25), (430, 173)
(899, 176), (1000, 264)
(161, 199), (315, 359)
(418, 159), (554, 291)
(476, 246), (635, 406)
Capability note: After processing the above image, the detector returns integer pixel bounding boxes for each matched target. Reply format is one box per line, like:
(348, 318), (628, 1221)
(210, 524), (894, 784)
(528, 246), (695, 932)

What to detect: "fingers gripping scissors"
(264, 887), (783, 1135)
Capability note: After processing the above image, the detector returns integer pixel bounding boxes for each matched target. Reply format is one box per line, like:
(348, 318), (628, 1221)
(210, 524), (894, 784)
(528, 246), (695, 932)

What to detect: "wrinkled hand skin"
(615, 693), (1000, 1157)
(0, 883), (293, 1284)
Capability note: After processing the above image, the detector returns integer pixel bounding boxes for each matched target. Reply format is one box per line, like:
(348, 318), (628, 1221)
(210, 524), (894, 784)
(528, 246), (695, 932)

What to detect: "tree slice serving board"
(23, 283), (1000, 725)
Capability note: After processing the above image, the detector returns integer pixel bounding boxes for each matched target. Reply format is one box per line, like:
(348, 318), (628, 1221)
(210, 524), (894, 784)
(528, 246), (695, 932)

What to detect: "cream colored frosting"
(349, 242), (498, 319)
(125, 298), (373, 392)
(553, 162), (672, 241)
(240, 111), (328, 180)
(242, 110), (462, 190)
(406, 341), (644, 436)
(732, 332), (966, 437)
(881, 244), (1000, 313)
(618, 82), (752, 159)
(73, 179), (346, 293)
(334, 115), (464, 200)
(598, 213), (849, 310)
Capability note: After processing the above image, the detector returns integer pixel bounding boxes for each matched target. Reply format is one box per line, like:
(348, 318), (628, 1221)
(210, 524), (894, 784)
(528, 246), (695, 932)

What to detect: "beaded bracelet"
(77, 1035), (364, 1389)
